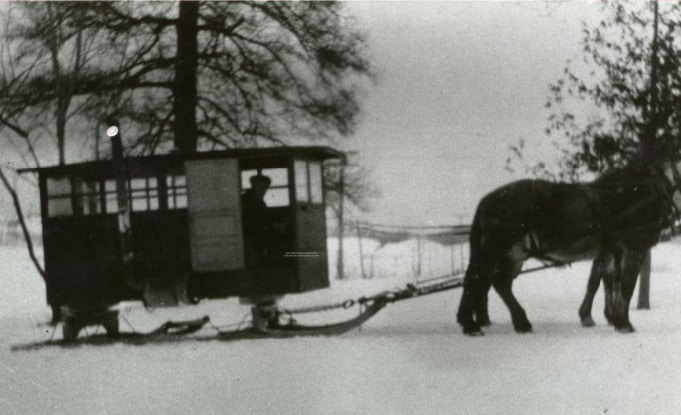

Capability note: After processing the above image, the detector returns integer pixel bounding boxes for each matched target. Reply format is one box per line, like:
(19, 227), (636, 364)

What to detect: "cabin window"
(241, 167), (289, 207)
(294, 160), (324, 205)
(309, 161), (323, 204)
(130, 177), (159, 211)
(73, 179), (101, 216)
(46, 177), (73, 217)
(294, 160), (309, 203)
(105, 177), (161, 213)
(167, 175), (187, 209)
(104, 180), (118, 214)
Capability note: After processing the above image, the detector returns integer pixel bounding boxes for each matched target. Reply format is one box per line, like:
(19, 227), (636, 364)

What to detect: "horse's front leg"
(491, 252), (530, 333)
(607, 248), (646, 333)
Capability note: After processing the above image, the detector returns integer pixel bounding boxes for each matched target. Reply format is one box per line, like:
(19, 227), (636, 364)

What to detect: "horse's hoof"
(615, 325), (635, 333)
(464, 329), (484, 337)
(461, 322), (482, 336)
(514, 323), (533, 333)
(581, 317), (596, 328)
(476, 318), (492, 327)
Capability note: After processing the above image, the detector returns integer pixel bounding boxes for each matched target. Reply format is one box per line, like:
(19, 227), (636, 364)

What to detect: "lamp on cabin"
(105, 118), (120, 138)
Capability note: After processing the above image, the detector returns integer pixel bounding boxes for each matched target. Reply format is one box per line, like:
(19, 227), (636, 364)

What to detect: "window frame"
(240, 167), (291, 208)
(294, 159), (325, 206)
(166, 174), (187, 210)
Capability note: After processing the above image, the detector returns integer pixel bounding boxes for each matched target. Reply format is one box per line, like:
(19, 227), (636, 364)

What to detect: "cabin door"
(293, 160), (329, 290)
(186, 159), (244, 272)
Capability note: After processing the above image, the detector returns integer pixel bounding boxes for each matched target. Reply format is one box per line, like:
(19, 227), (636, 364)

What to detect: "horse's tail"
(457, 206), (484, 329)
(464, 207), (483, 280)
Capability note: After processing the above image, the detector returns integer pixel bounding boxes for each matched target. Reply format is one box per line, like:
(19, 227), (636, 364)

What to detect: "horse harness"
(522, 174), (672, 268)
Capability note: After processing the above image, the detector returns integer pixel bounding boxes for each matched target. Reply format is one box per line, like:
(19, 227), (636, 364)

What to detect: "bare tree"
(0, 1), (374, 320)
(324, 156), (379, 280)
(1, 1), (374, 155)
(1, 2), (118, 165)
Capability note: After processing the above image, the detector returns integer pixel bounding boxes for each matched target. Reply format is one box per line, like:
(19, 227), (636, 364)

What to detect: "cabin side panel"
(43, 216), (124, 308)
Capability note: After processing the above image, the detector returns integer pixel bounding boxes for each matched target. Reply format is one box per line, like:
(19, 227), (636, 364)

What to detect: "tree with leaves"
(509, 1), (681, 309)
(510, 1), (681, 181)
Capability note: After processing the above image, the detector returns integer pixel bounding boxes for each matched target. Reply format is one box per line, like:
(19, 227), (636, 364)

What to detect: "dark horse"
(457, 165), (675, 335)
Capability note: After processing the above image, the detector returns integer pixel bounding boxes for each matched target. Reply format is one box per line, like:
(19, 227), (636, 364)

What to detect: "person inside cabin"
(241, 174), (273, 267)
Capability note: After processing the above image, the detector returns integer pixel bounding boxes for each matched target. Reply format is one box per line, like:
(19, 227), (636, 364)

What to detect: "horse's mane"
(592, 163), (664, 186)
(591, 163), (677, 229)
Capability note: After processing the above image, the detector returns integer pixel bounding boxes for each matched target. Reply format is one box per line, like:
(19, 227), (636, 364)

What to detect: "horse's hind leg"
(492, 252), (530, 333)
(457, 263), (486, 335)
(473, 280), (492, 327)
(579, 250), (610, 327)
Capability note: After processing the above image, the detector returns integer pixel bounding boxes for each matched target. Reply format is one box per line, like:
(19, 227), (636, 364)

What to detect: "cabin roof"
(19, 146), (345, 175)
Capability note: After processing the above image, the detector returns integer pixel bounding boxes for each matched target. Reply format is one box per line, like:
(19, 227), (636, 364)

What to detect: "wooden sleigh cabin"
(21, 145), (343, 336)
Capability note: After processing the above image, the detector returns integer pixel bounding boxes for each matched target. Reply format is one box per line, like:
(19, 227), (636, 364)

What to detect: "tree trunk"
(173, 1), (199, 153)
(641, 0), (660, 163)
(337, 165), (345, 280)
(0, 168), (45, 279)
(637, 2), (659, 309)
(0, 167), (54, 320)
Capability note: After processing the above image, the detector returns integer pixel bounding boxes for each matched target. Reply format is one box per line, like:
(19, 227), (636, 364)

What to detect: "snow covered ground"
(1, 238), (681, 415)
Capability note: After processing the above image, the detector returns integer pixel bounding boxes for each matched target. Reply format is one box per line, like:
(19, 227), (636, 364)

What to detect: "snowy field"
(1, 238), (681, 415)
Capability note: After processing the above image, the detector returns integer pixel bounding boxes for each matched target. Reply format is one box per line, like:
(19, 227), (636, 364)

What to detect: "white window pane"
(47, 177), (71, 196)
(294, 160), (308, 202)
(167, 175), (186, 210)
(242, 168), (288, 189)
(132, 197), (147, 211)
(75, 179), (99, 194)
(130, 178), (146, 190)
(49, 197), (72, 217)
(106, 195), (118, 214)
(105, 179), (117, 192)
(167, 175), (185, 187)
(241, 170), (258, 189)
(149, 190), (159, 210)
(73, 180), (101, 216)
(309, 161), (323, 204)
(175, 193), (187, 209)
(265, 188), (289, 207)
(261, 168), (288, 187)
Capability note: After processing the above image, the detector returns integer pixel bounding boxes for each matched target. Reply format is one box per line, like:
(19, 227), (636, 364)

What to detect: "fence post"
(356, 221), (367, 279)
(637, 249), (651, 309)
(416, 235), (422, 277)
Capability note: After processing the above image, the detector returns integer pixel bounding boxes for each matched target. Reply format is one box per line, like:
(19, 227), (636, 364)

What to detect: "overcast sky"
(342, 1), (606, 225)
(1, 1), (607, 225)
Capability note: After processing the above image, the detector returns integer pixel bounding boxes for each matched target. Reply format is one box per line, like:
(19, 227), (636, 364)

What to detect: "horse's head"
(593, 163), (677, 236)
(662, 162), (681, 228)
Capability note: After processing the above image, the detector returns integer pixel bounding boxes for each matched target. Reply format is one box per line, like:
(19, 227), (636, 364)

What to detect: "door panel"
(186, 159), (244, 272)
(296, 204), (329, 291)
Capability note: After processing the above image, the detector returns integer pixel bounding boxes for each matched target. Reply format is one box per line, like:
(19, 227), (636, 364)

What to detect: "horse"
(456, 165), (675, 335)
